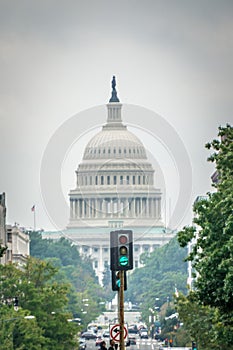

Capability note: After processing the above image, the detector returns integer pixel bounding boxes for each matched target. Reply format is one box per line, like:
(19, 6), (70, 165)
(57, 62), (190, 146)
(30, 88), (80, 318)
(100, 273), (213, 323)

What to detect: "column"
(105, 198), (108, 216)
(117, 198), (120, 217)
(158, 198), (161, 219)
(82, 199), (85, 218)
(110, 198), (113, 217)
(140, 198), (142, 216)
(132, 198), (136, 217)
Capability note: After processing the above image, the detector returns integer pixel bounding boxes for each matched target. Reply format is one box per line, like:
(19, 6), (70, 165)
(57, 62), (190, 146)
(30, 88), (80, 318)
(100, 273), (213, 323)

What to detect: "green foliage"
(125, 236), (188, 311)
(0, 243), (7, 258)
(29, 231), (106, 327)
(0, 307), (45, 350)
(0, 257), (78, 349)
(177, 125), (233, 349)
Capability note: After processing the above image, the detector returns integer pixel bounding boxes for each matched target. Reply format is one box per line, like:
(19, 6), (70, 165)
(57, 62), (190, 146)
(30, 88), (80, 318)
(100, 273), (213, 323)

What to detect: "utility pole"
(110, 230), (134, 350)
(119, 270), (125, 350)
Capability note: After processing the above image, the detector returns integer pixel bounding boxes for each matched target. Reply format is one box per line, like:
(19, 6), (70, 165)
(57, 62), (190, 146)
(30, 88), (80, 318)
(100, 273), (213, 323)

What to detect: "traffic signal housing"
(192, 341), (197, 350)
(111, 270), (127, 291)
(110, 230), (133, 271)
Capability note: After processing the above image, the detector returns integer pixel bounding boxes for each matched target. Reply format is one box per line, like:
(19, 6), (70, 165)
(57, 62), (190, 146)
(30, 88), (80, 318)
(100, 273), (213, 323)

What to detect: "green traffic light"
(119, 256), (129, 266)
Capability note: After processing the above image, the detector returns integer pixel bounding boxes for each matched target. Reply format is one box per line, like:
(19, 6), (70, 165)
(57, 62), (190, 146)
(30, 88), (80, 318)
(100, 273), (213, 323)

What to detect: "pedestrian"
(108, 339), (115, 350)
(99, 341), (107, 350)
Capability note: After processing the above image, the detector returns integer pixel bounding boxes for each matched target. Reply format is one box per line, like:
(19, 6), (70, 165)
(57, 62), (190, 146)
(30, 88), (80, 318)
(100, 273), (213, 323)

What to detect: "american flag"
(31, 205), (35, 212)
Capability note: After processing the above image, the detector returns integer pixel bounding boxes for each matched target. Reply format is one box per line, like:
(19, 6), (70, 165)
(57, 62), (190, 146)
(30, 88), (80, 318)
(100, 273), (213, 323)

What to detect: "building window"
(114, 176), (117, 185)
(7, 232), (12, 243)
(94, 261), (98, 268)
(104, 260), (108, 268)
(103, 148), (106, 154)
(108, 148), (111, 154)
(107, 176), (110, 185)
(101, 176), (104, 185)
(119, 148), (121, 154)
(124, 148), (127, 154)
(95, 176), (98, 185)
(94, 247), (99, 252)
(138, 176), (141, 185)
(126, 176), (130, 184)
(143, 176), (145, 185)
(132, 176), (135, 185)
(104, 248), (108, 253)
(120, 175), (123, 184)
(90, 177), (92, 185)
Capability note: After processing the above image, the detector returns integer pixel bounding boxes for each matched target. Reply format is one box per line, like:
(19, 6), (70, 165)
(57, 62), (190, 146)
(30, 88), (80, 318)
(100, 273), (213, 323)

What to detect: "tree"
(125, 236), (188, 308)
(29, 231), (106, 327)
(177, 124), (233, 349)
(0, 257), (78, 349)
(0, 243), (7, 258)
(0, 307), (45, 350)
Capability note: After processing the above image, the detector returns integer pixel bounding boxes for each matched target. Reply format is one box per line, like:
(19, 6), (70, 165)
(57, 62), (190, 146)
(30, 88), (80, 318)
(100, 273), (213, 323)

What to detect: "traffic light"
(192, 341), (197, 350)
(13, 296), (19, 311)
(110, 230), (133, 271)
(111, 270), (127, 291)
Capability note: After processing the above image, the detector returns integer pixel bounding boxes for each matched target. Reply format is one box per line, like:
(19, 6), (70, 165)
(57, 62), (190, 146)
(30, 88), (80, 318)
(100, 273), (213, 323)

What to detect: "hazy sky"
(0, 0), (232, 231)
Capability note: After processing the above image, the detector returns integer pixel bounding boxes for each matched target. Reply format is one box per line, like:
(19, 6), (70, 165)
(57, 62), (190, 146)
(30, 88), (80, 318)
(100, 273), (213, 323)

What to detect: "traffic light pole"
(118, 270), (125, 350)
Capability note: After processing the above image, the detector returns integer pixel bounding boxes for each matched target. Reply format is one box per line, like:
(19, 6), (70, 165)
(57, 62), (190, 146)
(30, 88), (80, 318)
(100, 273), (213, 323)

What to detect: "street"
(83, 338), (190, 350)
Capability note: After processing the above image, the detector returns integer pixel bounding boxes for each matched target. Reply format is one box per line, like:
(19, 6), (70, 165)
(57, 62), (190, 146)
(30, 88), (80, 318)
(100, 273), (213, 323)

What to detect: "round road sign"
(110, 324), (128, 342)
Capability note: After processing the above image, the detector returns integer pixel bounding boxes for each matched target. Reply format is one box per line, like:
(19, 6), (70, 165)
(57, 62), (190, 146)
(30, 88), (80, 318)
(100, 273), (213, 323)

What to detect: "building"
(43, 77), (175, 282)
(0, 192), (30, 266)
(5, 224), (30, 266)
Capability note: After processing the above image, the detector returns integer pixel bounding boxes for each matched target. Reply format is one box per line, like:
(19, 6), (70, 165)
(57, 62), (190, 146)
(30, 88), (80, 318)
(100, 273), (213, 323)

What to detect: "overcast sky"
(0, 0), (232, 232)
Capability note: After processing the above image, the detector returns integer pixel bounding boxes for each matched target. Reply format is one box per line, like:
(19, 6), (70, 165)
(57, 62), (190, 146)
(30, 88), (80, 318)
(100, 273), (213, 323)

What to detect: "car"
(81, 331), (97, 340)
(128, 325), (138, 334)
(79, 338), (87, 349)
(139, 329), (148, 339)
(102, 330), (110, 338)
(128, 335), (137, 345)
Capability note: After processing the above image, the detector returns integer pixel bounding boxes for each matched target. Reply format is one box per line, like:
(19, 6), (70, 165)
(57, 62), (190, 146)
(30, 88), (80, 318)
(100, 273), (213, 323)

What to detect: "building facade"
(0, 192), (30, 266)
(43, 78), (175, 282)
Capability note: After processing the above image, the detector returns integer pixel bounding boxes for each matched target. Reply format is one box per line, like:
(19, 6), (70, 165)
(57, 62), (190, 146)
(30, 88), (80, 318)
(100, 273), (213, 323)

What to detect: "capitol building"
(44, 77), (175, 283)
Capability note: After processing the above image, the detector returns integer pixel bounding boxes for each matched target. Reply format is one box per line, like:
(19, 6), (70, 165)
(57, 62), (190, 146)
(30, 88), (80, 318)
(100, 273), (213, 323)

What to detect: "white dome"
(83, 126), (147, 160)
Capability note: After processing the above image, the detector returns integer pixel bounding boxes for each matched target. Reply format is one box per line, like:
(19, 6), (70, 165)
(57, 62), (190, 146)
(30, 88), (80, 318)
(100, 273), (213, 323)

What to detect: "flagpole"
(34, 209), (36, 231)
(31, 205), (36, 231)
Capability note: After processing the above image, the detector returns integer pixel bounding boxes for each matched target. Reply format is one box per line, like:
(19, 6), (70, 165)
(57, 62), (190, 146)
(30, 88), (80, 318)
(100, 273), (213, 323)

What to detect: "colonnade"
(70, 196), (161, 220)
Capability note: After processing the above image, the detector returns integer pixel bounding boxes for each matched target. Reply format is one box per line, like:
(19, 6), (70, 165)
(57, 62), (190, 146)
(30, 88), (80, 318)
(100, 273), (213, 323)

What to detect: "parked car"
(82, 331), (97, 340)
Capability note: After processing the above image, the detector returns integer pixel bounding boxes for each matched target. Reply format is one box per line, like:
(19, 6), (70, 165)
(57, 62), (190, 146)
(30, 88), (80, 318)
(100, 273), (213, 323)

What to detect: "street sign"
(109, 324), (128, 342)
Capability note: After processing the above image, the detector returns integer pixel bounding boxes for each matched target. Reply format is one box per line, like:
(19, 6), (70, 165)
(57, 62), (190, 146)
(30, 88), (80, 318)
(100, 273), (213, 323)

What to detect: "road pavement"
(84, 338), (190, 350)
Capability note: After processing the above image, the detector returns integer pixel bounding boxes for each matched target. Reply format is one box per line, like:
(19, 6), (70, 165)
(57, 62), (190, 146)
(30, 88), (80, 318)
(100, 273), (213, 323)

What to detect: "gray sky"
(0, 0), (232, 231)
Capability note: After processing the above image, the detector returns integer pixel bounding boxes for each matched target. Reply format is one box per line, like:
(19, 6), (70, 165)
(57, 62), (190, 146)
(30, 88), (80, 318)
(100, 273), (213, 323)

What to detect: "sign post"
(110, 230), (133, 350)
(119, 270), (124, 350)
